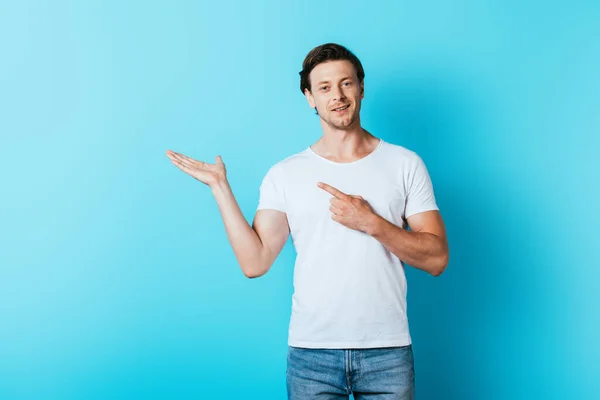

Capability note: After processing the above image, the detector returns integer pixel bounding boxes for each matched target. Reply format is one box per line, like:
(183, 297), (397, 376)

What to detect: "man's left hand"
(317, 182), (378, 234)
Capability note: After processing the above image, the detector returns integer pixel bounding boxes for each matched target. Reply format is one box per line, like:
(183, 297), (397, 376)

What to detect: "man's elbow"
(431, 252), (449, 277)
(243, 270), (260, 279)
(242, 262), (270, 279)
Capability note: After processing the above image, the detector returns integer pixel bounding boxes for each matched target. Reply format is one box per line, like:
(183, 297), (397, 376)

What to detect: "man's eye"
(320, 86), (328, 91)
(344, 82), (352, 86)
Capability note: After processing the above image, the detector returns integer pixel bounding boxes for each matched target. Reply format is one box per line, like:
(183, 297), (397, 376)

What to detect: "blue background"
(1, 0), (599, 399)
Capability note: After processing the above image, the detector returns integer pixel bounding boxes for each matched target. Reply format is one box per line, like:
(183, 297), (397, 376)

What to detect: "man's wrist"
(365, 213), (385, 236)
(211, 179), (231, 197)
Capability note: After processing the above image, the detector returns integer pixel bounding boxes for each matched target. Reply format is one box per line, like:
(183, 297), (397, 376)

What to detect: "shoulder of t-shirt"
(264, 147), (311, 173)
(380, 140), (423, 165)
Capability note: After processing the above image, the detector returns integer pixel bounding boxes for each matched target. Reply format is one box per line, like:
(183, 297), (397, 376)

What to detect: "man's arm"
(367, 210), (449, 276)
(317, 181), (448, 277)
(212, 181), (290, 278)
(166, 150), (289, 278)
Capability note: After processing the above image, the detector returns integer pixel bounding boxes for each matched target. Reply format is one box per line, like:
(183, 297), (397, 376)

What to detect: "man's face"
(305, 60), (364, 130)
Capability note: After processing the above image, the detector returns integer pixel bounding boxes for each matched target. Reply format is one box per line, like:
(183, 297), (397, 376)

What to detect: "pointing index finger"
(317, 182), (349, 200)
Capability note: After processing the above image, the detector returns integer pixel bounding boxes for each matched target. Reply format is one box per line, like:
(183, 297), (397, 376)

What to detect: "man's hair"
(299, 43), (365, 95)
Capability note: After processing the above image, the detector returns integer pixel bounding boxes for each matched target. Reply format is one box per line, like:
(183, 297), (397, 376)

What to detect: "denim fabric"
(286, 345), (415, 399)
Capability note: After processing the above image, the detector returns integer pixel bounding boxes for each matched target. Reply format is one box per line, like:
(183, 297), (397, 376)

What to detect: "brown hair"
(299, 43), (365, 94)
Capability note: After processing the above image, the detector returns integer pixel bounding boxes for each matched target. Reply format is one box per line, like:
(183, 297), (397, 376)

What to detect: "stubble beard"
(322, 106), (359, 131)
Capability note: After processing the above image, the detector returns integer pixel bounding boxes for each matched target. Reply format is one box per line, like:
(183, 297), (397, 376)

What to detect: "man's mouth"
(332, 104), (350, 112)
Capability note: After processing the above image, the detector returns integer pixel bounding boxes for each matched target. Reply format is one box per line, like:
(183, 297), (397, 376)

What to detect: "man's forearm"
(366, 214), (448, 276)
(211, 180), (265, 277)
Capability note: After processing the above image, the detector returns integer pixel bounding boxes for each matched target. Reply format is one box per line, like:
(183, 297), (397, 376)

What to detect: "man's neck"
(311, 124), (379, 163)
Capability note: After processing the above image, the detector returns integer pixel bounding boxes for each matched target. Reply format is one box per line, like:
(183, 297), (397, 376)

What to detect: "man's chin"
(333, 119), (356, 130)
(322, 117), (351, 129)
(328, 122), (349, 130)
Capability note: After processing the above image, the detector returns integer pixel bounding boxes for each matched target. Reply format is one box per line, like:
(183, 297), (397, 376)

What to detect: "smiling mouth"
(332, 104), (350, 112)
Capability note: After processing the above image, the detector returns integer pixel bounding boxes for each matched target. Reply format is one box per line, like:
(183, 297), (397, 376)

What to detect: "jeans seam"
(345, 349), (352, 393)
(353, 348), (360, 384)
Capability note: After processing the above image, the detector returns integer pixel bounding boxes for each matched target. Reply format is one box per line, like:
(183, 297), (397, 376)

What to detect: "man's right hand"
(166, 149), (289, 278)
(166, 150), (227, 189)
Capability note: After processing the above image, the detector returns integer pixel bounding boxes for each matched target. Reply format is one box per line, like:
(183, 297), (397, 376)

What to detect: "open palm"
(166, 150), (227, 188)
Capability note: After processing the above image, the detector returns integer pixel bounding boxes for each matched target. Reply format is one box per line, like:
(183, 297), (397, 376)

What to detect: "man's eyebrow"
(316, 76), (352, 85)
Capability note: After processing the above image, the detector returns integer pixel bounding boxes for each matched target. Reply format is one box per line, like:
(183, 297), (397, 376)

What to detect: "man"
(166, 43), (449, 399)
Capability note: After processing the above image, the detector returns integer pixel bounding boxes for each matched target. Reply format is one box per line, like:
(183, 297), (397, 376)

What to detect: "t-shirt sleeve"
(404, 155), (439, 219)
(257, 164), (287, 213)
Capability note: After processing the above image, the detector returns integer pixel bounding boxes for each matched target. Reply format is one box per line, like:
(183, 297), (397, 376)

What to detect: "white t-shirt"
(256, 138), (439, 349)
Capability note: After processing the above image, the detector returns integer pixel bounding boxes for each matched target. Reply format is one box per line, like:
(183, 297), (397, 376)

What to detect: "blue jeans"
(286, 344), (415, 399)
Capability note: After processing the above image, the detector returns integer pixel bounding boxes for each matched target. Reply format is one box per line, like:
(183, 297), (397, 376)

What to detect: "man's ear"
(360, 81), (364, 100)
(304, 88), (315, 108)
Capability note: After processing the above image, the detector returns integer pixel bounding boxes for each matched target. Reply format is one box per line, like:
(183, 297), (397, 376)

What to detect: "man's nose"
(331, 86), (345, 102)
